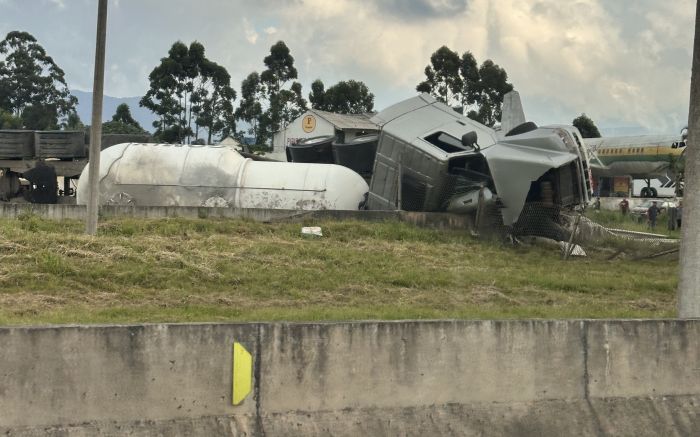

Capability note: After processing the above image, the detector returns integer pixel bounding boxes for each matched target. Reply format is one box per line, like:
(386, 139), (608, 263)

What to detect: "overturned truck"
(367, 94), (592, 236)
(74, 94), (591, 229)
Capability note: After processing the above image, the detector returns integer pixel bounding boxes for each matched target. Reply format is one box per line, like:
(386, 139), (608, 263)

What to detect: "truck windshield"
(424, 132), (473, 153)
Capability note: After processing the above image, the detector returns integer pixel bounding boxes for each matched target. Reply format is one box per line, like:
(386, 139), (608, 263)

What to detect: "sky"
(0, 0), (695, 134)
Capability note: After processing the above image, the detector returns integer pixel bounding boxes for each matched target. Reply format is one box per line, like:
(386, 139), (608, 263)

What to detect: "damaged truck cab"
(368, 94), (592, 228)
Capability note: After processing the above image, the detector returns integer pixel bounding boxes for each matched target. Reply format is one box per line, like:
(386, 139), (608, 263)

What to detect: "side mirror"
(462, 131), (479, 150)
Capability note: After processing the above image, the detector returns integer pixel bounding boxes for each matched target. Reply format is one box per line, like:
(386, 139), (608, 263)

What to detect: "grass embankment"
(0, 215), (678, 325)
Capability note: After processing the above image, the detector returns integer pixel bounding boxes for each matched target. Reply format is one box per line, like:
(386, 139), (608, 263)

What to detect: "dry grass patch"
(0, 215), (679, 325)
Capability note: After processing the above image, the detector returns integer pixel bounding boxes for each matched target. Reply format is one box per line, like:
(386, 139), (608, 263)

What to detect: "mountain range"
(72, 90), (157, 132)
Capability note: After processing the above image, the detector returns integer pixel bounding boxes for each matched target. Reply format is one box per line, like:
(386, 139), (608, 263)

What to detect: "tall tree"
(259, 41), (306, 143)
(197, 64), (237, 144)
(0, 109), (22, 129)
(235, 72), (264, 141)
(260, 41), (298, 94)
(140, 41), (188, 142)
(101, 121), (148, 135)
(141, 41), (236, 144)
(0, 31), (77, 129)
(21, 104), (59, 130)
(416, 46), (513, 127)
(112, 103), (140, 127)
(309, 79), (374, 114)
(572, 114), (602, 138)
(65, 111), (84, 130)
(235, 41), (307, 146)
(468, 60), (513, 127)
(308, 79), (326, 109)
(101, 103), (147, 134)
(459, 51), (480, 112)
(416, 46), (462, 107)
(276, 81), (306, 127)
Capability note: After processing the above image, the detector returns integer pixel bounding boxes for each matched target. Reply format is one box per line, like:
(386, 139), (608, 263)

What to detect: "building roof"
(218, 136), (243, 151)
(309, 109), (378, 131)
(218, 136), (241, 146)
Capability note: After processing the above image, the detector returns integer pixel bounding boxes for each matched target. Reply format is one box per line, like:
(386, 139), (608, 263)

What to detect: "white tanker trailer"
(75, 143), (369, 210)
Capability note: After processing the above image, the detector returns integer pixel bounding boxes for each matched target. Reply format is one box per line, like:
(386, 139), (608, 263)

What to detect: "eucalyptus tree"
(237, 41), (306, 145)
(417, 46), (513, 127)
(261, 41), (306, 142)
(235, 72), (265, 141)
(572, 114), (601, 139)
(141, 41), (236, 144)
(309, 79), (374, 114)
(0, 31), (77, 129)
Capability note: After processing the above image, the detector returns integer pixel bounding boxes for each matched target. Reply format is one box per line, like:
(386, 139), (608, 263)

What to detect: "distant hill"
(72, 90), (157, 133)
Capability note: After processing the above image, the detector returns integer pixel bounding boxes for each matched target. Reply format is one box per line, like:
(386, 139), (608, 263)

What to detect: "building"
(271, 109), (378, 159)
(218, 136), (243, 151)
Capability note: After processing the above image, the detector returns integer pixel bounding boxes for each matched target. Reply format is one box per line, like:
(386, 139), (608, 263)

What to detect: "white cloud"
(1, 0), (692, 133)
(217, 0), (695, 132)
(243, 18), (258, 44)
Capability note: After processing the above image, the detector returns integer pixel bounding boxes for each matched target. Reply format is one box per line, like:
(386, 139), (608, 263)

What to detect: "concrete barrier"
(0, 320), (698, 436)
(0, 203), (472, 229)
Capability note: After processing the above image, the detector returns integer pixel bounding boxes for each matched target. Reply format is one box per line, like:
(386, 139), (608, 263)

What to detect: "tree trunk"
(678, 0), (700, 318)
(185, 88), (191, 144)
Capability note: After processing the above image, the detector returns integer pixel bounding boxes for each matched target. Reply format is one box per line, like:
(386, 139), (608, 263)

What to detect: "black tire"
(650, 187), (658, 197)
(640, 187), (650, 198)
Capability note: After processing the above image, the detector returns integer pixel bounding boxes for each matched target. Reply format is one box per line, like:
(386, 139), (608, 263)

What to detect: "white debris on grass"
(301, 227), (323, 237)
(559, 242), (587, 257)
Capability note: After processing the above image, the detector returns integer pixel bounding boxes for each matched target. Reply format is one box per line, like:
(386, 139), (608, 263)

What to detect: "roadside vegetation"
(587, 209), (681, 238)
(0, 215), (678, 325)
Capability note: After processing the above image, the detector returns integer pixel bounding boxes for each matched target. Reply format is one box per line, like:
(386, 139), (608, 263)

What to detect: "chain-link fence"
(391, 168), (679, 260)
(472, 199), (679, 260)
(551, 210), (680, 260)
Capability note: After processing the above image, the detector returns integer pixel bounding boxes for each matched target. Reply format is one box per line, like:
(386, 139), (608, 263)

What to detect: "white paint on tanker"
(76, 143), (369, 210)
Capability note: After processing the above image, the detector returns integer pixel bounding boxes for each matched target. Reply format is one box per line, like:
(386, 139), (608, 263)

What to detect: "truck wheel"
(640, 187), (650, 197)
(650, 187), (658, 197)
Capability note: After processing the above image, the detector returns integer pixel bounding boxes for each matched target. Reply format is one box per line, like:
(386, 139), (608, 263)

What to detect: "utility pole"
(679, 0), (700, 318)
(85, 0), (108, 235)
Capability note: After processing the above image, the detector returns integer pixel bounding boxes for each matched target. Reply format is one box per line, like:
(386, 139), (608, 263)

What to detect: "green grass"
(0, 215), (679, 325)
(587, 209), (681, 238)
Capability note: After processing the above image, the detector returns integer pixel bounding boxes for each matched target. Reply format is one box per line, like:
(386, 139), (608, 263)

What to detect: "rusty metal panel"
(0, 130), (34, 159)
(35, 131), (86, 159)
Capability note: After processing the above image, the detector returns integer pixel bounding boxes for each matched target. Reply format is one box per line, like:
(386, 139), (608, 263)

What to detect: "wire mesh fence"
(392, 170), (679, 260)
(474, 200), (679, 260)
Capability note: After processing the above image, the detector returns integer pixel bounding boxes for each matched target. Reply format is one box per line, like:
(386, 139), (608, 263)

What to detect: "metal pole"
(85, 0), (108, 235)
(563, 214), (581, 261)
(396, 152), (403, 210)
(679, 0), (700, 318)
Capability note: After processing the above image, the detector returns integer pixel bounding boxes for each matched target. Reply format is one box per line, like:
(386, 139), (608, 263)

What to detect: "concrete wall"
(0, 203), (472, 229)
(1, 320), (698, 436)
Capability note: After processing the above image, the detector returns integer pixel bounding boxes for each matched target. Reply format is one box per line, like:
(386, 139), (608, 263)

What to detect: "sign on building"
(302, 115), (316, 133)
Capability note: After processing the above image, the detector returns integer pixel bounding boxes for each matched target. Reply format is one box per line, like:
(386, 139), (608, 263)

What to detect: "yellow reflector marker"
(232, 342), (252, 405)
